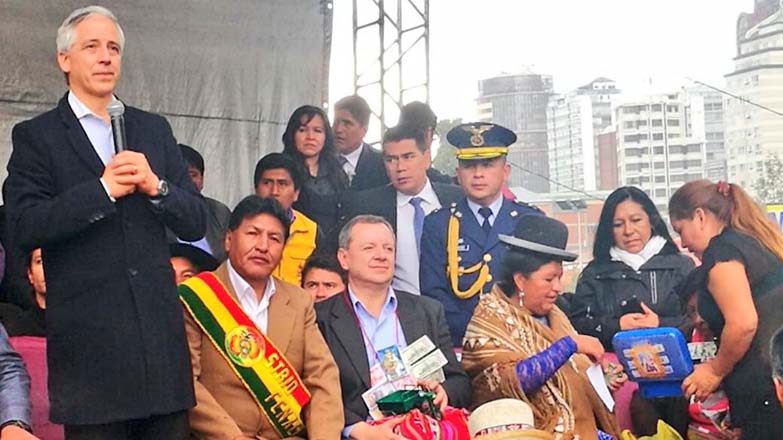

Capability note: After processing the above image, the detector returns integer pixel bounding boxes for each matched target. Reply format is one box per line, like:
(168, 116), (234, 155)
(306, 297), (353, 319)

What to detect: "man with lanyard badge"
(316, 215), (470, 439)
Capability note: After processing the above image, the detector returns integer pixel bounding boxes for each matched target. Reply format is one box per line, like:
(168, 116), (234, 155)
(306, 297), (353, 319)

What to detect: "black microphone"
(106, 99), (127, 153)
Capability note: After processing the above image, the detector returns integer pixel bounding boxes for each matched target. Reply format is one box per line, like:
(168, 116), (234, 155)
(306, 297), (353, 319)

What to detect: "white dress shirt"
(68, 92), (121, 202)
(68, 91), (115, 165)
(340, 144), (363, 181)
(393, 179), (441, 294)
(227, 260), (277, 333)
(467, 193), (504, 227)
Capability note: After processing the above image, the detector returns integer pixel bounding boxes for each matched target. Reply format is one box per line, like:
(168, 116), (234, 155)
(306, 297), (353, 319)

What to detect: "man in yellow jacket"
(254, 153), (320, 285)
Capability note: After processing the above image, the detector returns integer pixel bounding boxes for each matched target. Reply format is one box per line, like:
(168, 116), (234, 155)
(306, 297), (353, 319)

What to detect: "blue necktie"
(478, 207), (493, 235)
(410, 197), (425, 256)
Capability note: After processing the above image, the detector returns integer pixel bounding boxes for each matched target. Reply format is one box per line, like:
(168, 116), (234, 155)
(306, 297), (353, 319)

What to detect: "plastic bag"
(620, 420), (684, 440)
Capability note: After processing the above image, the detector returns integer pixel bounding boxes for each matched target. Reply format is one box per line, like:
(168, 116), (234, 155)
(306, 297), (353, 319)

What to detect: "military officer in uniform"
(419, 122), (543, 347)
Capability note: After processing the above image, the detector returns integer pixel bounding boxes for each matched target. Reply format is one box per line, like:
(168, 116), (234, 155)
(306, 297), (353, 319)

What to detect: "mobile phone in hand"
(619, 296), (643, 315)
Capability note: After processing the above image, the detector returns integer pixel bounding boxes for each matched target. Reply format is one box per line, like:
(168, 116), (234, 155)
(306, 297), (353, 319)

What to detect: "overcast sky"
(329, 0), (754, 122)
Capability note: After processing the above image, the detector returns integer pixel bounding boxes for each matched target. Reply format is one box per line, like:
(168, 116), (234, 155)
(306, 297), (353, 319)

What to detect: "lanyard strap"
(341, 291), (400, 364)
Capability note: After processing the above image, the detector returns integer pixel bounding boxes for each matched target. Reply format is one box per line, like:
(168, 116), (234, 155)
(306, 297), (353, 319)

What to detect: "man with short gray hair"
(5, 5), (206, 438)
(316, 215), (470, 439)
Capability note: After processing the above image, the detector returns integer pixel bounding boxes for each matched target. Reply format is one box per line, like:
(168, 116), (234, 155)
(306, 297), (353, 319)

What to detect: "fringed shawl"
(462, 286), (620, 440)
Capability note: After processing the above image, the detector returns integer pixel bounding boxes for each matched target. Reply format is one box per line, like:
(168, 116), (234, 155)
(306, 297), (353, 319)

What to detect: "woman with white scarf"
(568, 186), (695, 436)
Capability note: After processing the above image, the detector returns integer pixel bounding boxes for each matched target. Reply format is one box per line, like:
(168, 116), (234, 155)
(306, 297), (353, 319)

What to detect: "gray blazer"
(0, 323), (31, 427)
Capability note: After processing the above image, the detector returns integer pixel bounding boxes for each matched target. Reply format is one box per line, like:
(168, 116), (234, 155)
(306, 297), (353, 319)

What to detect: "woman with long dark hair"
(669, 180), (783, 439)
(569, 187), (694, 435)
(570, 186), (693, 349)
(282, 105), (349, 235)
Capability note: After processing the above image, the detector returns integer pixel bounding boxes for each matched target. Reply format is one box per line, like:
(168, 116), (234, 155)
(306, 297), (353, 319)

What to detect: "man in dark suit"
(398, 100), (454, 185)
(4, 6), (206, 438)
(420, 123), (543, 347)
(332, 95), (389, 191)
(316, 215), (470, 439)
(340, 124), (462, 294)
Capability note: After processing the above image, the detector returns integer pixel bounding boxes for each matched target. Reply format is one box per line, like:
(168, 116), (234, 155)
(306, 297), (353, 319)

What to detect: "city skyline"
(329, 0), (753, 122)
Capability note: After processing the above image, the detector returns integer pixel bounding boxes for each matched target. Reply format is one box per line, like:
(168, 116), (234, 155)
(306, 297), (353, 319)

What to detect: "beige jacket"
(184, 264), (343, 439)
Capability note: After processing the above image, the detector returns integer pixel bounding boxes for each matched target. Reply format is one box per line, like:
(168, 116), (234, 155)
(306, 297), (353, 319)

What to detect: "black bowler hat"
(169, 243), (219, 272)
(498, 216), (577, 261)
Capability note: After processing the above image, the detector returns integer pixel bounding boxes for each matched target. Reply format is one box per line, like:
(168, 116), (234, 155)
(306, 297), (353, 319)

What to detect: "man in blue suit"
(420, 123), (542, 347)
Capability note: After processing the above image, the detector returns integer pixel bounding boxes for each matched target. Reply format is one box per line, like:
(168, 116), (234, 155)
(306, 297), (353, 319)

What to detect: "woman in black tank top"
(669, 180), (783, 440)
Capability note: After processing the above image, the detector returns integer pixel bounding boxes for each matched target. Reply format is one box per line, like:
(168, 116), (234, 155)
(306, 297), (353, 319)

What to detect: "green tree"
(754, 153), (783, 204)
(432, 118), (462, 175)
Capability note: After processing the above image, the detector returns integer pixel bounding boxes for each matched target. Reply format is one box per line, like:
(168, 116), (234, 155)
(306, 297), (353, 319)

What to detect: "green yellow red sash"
(178, 272), (310, 438)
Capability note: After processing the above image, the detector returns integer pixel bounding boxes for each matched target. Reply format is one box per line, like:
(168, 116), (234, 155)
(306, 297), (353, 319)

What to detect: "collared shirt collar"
(347, 284), (397, 319)
(341, 143), (364, 169)
(227, 259), (276, 305)
(467, 193), (504, 224)
(67, 91), (114, 122)
(396, 178), (437, 207)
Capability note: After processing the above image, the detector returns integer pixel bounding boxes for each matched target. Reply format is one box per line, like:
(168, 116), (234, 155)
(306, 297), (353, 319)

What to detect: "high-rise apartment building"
(547, 78), (620, 193)
(477, 70), (553, 192)
(615, 93), (706, 212)
(724, 7), (783, 196)
(684, 86), (726, 181)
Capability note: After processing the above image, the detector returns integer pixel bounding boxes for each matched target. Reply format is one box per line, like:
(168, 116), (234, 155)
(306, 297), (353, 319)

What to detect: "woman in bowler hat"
(461, 216), (625, 440)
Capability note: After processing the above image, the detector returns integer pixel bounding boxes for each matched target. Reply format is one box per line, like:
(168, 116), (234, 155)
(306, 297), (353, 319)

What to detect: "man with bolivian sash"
(179, 195), (343, 439)
(419, 123), (544, 348)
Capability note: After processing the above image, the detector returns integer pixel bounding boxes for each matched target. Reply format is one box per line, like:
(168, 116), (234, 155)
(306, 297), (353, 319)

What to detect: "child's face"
(687, 294), (713, 340)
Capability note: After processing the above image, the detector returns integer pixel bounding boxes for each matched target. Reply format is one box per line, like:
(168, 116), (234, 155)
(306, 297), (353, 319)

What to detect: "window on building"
(666, 105), (678, 112)
(624, 135), (642, 143)
(655, 175), (666, 183)
(655, 189), (668, 197)
(653, 133), (664, 141)
(651, 104), (662, 112)
(706, 132), (722, 140)
(654, 162), (665, 169)
(652, 120), (663, 127)
(654, 146), (664, 154)
(624, 106), (642, 114)
(667, 119), (680, 126)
